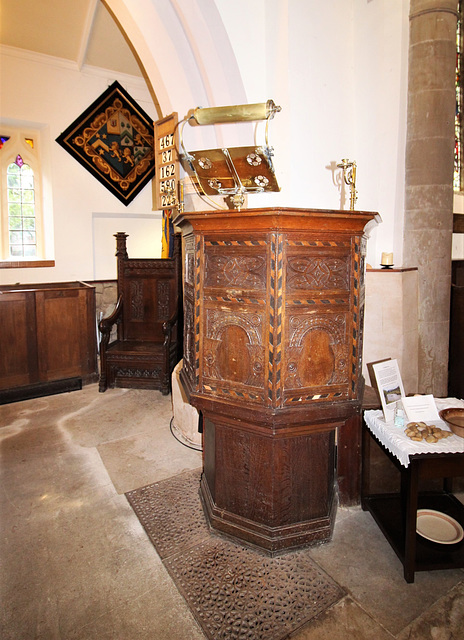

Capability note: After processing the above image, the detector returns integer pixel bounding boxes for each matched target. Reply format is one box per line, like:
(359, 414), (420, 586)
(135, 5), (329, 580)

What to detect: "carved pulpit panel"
(282, 237), (353, 404)
(200, 239), (268, 404)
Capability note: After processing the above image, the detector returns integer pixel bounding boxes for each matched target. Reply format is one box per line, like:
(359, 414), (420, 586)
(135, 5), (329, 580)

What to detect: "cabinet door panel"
(35, 290), (89, 381)
(0, 292), (37, 388)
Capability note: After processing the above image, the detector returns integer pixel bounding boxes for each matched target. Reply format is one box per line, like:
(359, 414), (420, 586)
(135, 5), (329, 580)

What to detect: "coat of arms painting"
(56, 81), (156, 205)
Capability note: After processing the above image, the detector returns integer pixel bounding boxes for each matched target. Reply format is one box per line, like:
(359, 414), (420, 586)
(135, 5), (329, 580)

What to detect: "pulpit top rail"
(174, 207), (381, 235)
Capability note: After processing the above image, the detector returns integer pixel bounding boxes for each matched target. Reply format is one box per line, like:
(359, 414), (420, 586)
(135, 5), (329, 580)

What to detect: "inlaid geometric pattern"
(286, 239), (350, 248)
(285, 390), (347, 404)
(351, 237), (361, 396)
(202, 383), (265, 404)
(205, 294), (266, 305)
(268, 233), (283, 405)
(206, 239), (268, 248)
(286, 297), (347, 306)
(195, 237), (201, 387)
(126, 469), (345, 640)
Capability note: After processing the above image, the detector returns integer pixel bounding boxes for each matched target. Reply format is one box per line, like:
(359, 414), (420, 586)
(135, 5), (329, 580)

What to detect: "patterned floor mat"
(126, 469), (344, 640)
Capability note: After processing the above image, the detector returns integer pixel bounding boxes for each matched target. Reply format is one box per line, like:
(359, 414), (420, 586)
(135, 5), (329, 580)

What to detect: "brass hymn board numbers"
(154, 112), (179, 210)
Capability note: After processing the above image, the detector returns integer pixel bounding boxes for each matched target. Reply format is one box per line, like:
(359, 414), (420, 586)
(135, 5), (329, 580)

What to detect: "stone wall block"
(407, 89), (456, 139)
(418, 320), (450, 395)
(405, 137), (455, 186)
(418, 271), (452, 323)
(409, 7), (458, 45)
(411, 0), (458, 17)
(404, 185), (454, 230)
(101, 282), (117, 307)
(403, 229), (453, 269)
(408, 40), (456, 93)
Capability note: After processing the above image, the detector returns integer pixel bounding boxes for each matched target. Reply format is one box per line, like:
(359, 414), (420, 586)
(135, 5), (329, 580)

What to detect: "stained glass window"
(0, 136), (10, 150)
(455, 0), (463, 191)
(7, 162), (37, 258)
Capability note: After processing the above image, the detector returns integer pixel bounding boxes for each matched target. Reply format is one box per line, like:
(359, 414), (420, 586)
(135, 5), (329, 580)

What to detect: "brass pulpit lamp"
(337, 158), (358, 210)
(180, 100), (282, 210)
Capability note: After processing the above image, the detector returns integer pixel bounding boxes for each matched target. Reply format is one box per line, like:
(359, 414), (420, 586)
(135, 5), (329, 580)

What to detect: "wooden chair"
(98, 232), (182, 395)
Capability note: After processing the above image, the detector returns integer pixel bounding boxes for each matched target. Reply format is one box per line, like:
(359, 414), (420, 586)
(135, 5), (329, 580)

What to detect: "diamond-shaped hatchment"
(56, 81), (155, 205)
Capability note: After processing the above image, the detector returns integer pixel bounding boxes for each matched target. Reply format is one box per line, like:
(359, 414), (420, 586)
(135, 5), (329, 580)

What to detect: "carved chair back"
(117, 237), (181, 344)
(98, 232), (182, 394)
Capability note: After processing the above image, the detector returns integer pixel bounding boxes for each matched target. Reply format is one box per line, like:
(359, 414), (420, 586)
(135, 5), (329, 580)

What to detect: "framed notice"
(154, 112), (179, 210)
(371, 358), (406, 422)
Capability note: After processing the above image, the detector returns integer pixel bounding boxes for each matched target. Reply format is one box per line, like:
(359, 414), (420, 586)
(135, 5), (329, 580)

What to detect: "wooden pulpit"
(174, 207), (379, 553)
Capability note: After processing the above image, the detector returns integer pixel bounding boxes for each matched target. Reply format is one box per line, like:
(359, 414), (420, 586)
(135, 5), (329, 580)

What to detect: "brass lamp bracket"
(180, 100), (281, 210)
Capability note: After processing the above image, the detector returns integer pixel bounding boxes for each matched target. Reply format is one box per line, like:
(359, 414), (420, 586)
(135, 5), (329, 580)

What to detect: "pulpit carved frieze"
(205, 253), (267, 290)
(286, 255), (350, 291)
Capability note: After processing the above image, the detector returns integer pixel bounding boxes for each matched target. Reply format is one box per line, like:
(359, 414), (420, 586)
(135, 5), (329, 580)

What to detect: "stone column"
(403, 0), (458, 395)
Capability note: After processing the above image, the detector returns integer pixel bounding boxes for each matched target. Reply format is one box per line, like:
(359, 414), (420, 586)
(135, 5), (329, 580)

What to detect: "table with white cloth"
(362, 398), (464, 583)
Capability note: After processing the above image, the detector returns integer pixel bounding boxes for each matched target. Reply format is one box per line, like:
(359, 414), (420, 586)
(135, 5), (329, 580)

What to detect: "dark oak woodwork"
(0, 282), (97, 403)
(449, 260), (464, 399)
(453, 213), (464, 234)
(362, 418), (464, 582)
(174, 207), (378, 553)
(98, 233), (182, 395)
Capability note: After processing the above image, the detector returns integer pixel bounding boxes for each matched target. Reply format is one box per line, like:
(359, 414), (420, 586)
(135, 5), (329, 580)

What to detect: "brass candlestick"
(337, 158), (357, 211)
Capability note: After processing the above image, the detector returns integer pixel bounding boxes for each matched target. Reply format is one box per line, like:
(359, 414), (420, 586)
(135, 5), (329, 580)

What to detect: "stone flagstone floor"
(0, 384), (463, 639)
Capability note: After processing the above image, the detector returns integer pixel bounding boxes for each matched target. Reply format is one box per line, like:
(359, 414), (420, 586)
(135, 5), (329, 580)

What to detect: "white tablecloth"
(364, 398), (464, 467)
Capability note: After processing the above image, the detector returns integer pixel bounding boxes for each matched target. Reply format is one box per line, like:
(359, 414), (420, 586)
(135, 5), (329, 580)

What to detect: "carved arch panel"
(203, 308), (265, 389)
(284, 312), (349, 390)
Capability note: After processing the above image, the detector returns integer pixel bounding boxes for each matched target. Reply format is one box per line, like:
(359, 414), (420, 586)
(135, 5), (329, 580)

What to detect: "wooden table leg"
(403, 460), (420, 583)
(361, 417), (371, 510)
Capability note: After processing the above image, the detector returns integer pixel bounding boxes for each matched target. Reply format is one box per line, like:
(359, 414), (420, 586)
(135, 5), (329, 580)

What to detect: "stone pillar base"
(171, 360), (202, 450)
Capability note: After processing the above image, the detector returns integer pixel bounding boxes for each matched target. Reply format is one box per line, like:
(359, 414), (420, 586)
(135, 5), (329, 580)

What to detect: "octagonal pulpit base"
(199, 413), (338, 554)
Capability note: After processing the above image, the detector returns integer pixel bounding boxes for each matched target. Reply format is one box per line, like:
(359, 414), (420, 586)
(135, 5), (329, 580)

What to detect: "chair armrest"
(162, 308), (179, 347)
(99, 295), (123, 339)
(98, 294), (123, 393)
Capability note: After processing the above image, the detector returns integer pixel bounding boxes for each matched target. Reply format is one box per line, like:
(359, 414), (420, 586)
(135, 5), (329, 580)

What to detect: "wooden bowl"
(439, 408), (464, 439)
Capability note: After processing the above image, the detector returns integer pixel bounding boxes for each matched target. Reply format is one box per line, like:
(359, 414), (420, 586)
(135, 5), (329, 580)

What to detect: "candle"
(381, 252), (393, 266)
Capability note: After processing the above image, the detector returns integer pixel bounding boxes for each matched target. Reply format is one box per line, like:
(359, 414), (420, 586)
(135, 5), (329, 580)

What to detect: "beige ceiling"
(0, 0), (143, 77)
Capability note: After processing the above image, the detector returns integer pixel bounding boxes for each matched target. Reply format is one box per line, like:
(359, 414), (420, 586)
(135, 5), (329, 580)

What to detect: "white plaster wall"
(0, 47), (161, 285)
(352, 0), (409, 270)
(1, 1), (410, 286)
(215, 0), (355, 212)
(215, 0), (409, 269)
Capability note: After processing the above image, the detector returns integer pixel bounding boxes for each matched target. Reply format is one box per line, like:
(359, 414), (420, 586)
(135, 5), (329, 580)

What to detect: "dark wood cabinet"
(362, 416), (464, 583)
(175, 207), (378, 553)
(0, 282), (98, 403)
(449, 260), (464, 398)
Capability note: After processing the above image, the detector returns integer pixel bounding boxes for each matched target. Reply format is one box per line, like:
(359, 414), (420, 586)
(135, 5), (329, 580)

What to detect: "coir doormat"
(126, 469), (344, 640)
